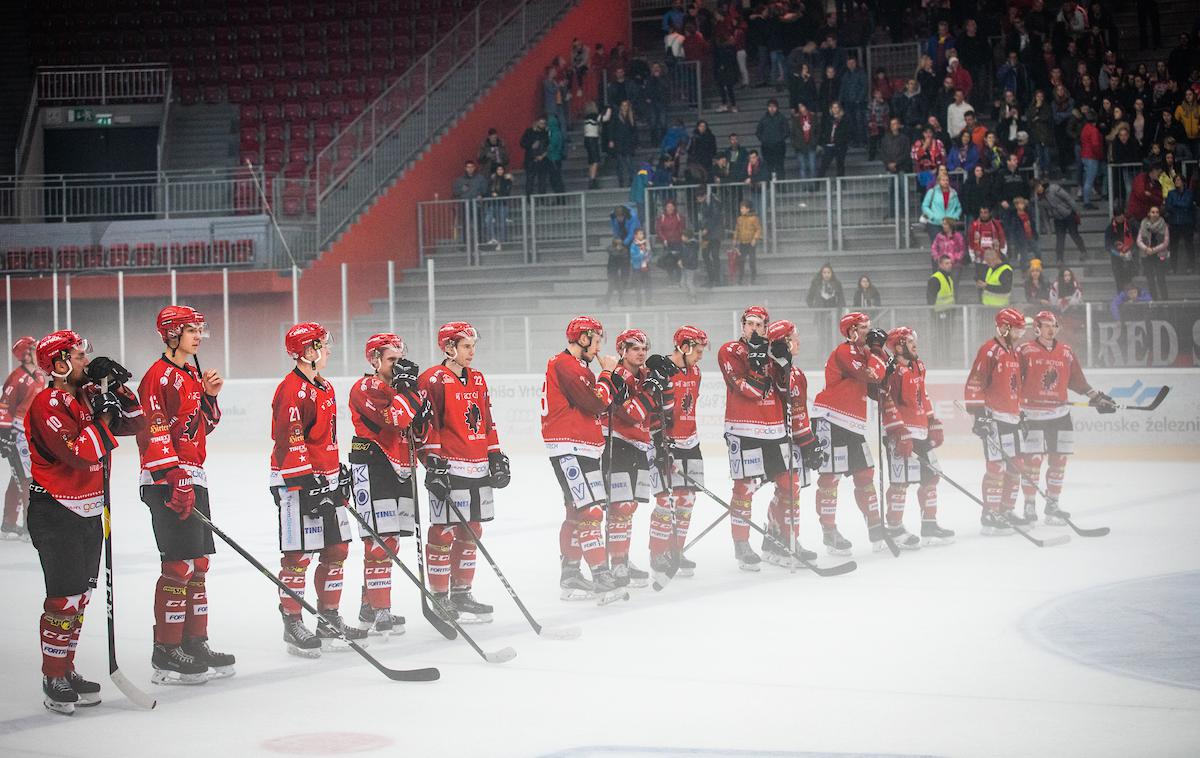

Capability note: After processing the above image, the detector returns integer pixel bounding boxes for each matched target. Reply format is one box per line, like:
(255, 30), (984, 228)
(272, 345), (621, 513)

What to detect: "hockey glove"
(798, 435), (826, 471)
(85, 356), (133, 387)
(1016, 412), (1029, 437)
(971, 412), (992, 440)
(92, 391), (124, 424)
(488, 451), (511, 489)
(297, 475), (338, 519)
(641, 370), (670, 399)
(746, 333), (770, 372)
(1089, 390), (1117, 414)
(0, 428), (15, 458)
(409, 394), (435, 437)
(645, 354), (680, 378)
(865, 328), (889, 355)
(889, 431), (914, 459)
(598, 370), (628, 404)
(928, 418), (945, 448)
(390, 359), (420, 391)
(162, 467), (195, 520)
(338, 463), (353, 505)
(425, 455), (452, 501)
(769, 338), (792, 368)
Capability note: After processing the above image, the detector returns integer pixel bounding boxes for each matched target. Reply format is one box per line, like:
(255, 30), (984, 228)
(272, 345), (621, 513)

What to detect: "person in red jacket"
(1016, 311), (1115, 524)
(967, 205), (1007, 290)
(270, 322), (367, 658)
(136, 306), (234, 684)
(1079, 112), (1105, 209)
(810, 312), (889, 555)
(347, 333), (432, 635)
(26, 330), (144, 715)
(541, 316), (627, 604)
(1125, 163), (1164, 226)
(880, 327), (955, 548)
(964, 307), (1030, 535)
(418, 322), (510, 622)
(0, 336), (46, 539)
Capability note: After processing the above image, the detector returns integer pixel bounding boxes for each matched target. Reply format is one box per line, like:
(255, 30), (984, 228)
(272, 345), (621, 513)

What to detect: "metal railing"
(836, 174), (901, 250)
(601, 62), (702, 117)
(33, 64), (171, 104)
(315, 0), (573, 254)
(865, 43), (921, 85)
(530, 192), (588, 263)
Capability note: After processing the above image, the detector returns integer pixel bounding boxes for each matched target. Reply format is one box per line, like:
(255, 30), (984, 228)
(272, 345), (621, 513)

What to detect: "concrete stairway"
(161, 102), (238, 172)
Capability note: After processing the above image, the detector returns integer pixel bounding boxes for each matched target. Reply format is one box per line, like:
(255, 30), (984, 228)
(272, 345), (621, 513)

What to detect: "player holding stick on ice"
(0, 336), (45, 540)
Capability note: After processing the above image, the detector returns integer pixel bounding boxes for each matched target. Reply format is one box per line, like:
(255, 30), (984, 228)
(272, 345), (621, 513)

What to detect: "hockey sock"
(3, 480), (19, 526)
(450, 522), (481, 589)
(65, 589), (90, 670)
(426, 525), (455, 595)
(155, 559), (194, 645)
(184, 556), (210, 640)
(1046, 454), (1068, 502)
(671, 491), (695, 550)
(40, 595), (83, 678)
(815, 473), (839, 528)
(648, 499), (674, 556)
(917, 480), (938, 520)
(606, 501), (637, 559)
(852, 469), (880, 527)
(314, 543), (348, 611)
(885, 483), (907, 527)
(771, 472), (800, 538)
(362, 536), (397, 610)
(560, 505), (583, 561)
(1001, 462), (1022, 511)
(278, 553), (311, 616)
(982, 461), (1005, 512)
(730, 479), (760, 542)
(1021, 454), (1043, 504)
(576, 505), (607, 569)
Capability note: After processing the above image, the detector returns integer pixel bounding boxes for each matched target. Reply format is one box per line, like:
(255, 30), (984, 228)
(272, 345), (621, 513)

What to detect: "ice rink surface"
(1, 450), (1198, 758)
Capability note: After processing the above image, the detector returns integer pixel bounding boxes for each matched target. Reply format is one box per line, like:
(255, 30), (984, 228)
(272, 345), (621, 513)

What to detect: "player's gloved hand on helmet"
(770, 338), (792, 368)
(971, 412), (992, 440)
(797, 434), (826, 471)
(91, 391), (124, 425)
(865, 328), (889, 355)
(162, 467), (195, 520)
(645, 354), (680, 378)
(424, 455), (451, 501)
(390, 359), (420, 391)
(85, 356), (133, 387)
(0, 428), (16, 457)
(1089, 390), (1116, 414)
(746, 333), (770, 372)
(488, 451), (511, 489)
(888, 429), (914, 459)
(928, 418), (945, 448)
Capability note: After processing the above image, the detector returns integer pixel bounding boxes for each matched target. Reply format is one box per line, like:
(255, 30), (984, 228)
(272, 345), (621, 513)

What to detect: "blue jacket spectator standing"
(838, 56), (869, 147)
(1164, 177), (1196, 273)
(921, 174), (962, 243)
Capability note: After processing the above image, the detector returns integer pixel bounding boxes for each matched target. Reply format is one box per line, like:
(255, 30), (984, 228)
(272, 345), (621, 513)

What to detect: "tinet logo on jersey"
(1106, 380), (1163, 406)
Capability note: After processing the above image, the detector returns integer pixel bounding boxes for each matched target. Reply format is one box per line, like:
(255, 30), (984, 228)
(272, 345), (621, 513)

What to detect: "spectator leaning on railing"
(1110, 282), (1152, 319)
(1106, 207), (1137, 291)
(1136, 206), (1171, 302)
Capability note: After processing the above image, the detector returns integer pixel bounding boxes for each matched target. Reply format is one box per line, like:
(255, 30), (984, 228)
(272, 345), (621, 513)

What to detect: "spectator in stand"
(570, 39), (589, 101)
(1051, 85), (1076, 177)
(866, 89), (890, 162)
(1027, 89), (1054, 177)
(993, 153), (1029, 214)
(520, 117), (550, 196)
(979, 132), (1006, 173)
(583, 103), (606, 189)
(1006, 196), (1040, 269)
(948, 58), (973, 103)
(926, 20), (956, 77)
(678, 229), (700, 303)
(792, 104), (818, 179)
(976, 246), (1014, 308)
(892, 78), (927, 138)
(452, 159), (488, 243)
(806, 263), (845, 308)
(946, 89), (972, 141)
(732, 199), (762, 286)
(969, 205), (1008, 285)
(958, 18), (992, 99)
(788, 62), (818, 113)
(1051, 266), (1085, 322)
(839, 54), (869, 148)
(912, 124), (947, 190)
(604, 67), (638, 111)
(948, 129), (980, 175)
(818, 64), (841, 118)
(660, 119), (689, 163)
(921, 171), (962, 245)
(1106, 207), (1138, 290)
(1110, 125), (1141, 197)
(817, 101), (850, 177)
(604, 204), (638, 306)
(1136, 205), (1170, 301)
(997, 51), (1033, 111)
(714, 20), (741, 113)
(880, 117), (912, 219)
(547, 114), (566, 194)
(656, 199), (686, 282)
(724, 133), (750, 182)
(756, 99), (790, 181)
(933, 78), (959, 133)
(961, 111), (988, 152)
(853, 275), (882, 308)
(609, 100), (638, 188)
(872, 68), (895, 103)
(1165, 174), (1196, 274)
(1078, 111), (1105, 210)
(629, 228), (653, 308)
(482, 164), (513, 250)
(931, 217), (966, 277)
(665, 24), (686, 70)
(1174, 89), (1200, 159)
(642, 63), (670, 146)
(916, 55), (939, 110)
(1025, 259), (1053, 309)
(543, 65), (567, 129)
(686, 120), (717, 182)
(961, 164), (994, 222)
(477, 129), (510, 175)
(744, 150), (765, 188)
(662, 0), (685, 38)
(928, 255), (959, 333)
(630, 161), (653, 206)
(694, 189), (723, 288)
(1034, 178), (1089, 263)
(1110, 281), (1153, 319)
(1126, 162), (1164, 228)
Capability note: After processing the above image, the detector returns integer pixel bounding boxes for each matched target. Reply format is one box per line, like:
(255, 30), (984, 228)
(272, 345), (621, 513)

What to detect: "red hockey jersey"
(780, 366), (815, 443)
(718, 340), (785, 440)
(882, 358), (934, 440)
(964, 338), (1021, 423)
(1016, 339), (1092, 420)
(419, 364), (500, 479)
(811, 341), (887, 434)
(26, 385), (143, 517)
(665, 364), (700, 449)
(349, 374), (424, 469)
(270, 369), (340, 486)
(541, 351), (616, 457)
(136, 357), (220, 487)
(0, 366), (46, 428)
(604, 363), (658, 451)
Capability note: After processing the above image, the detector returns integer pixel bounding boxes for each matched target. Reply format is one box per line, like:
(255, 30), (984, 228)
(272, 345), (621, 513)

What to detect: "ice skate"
(733, 540), (761, 571)
(316, 610), (369, 652)
(1004, 509), (1032, 527)
(450, 589), (494, 623)
(151, 642), (210, 685)
(823, 527), (853, 556)
(921, 519), (956, 546)
(182, 637), (236, 679)
(429, 592), (461, 623)
(886, 526), (922, 551)
(357, 603), (406, 636)
(1024, 501), (1038, 524)
(560, 560), (594, 601)
(625, 559), (650, 588)
(676, 553), (696, 577)
(590, 567), (629, 605)
(281, 611), (322, 658)
(42, 675), (78, 716)
(611, 559), (631, 588)
(65, 670), (101, 706)
(1, 523), (25, 541)
(1044, 501), (1071, 526)
(980, 510), (1015, 536)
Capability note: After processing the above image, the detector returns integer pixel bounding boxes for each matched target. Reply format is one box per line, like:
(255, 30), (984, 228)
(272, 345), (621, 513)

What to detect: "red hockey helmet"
(742, 305), (769, 324)
(565, 315), (604, 343)
(156, 305), (207, 342)
(364, 332), (406, 363)
(766, 319), (796, 343)
(839, 311), (871, 338)
(438, 321), (478, 351)
(285, 322), (330, 359)
(36, 330), (89, 375)
(673, 325), (709, 351)
(615, 328), (649, 353)
(11, 336), (36, 360)
(1034, 310), (1059, 327)
(885, 326), (916, 354)
(994, 307), (1026, 330)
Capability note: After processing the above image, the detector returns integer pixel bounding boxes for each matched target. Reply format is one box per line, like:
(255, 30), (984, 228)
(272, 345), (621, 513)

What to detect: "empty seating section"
(31, 0), (492, 217)
(2, 240), (255, 273)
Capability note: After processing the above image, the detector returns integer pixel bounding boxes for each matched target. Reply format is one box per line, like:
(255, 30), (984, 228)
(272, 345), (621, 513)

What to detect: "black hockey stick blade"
(346, 640), (441, 682)
(1128, 385), (1170, 411)
(421, 596), (458, 640)
(807, 559), (858, 577)
(881, 531), (901, 557)
(1062, 516), (1110, 538)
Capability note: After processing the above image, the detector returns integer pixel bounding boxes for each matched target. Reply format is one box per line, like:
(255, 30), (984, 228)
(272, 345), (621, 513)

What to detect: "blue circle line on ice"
(1021, 570), (1200, 692)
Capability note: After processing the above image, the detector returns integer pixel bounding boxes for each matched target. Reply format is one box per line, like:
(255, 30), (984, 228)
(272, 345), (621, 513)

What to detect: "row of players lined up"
(2, 302), (1117, 714)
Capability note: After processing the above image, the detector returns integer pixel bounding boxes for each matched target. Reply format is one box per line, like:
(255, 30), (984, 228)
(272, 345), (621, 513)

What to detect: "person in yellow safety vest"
(976, 247), (1013, 307)
(926, 255), (957, 311)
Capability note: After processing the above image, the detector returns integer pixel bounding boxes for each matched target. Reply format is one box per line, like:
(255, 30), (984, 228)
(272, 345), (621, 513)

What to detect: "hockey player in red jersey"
(0, 336), (46, 539)
(761, 320), (826, 566)
(26, 330), (145, 714)
(647, 326), (707, 585)
(879, 327), (955, 548)
(136, 306), (235, 684)
(964, 307), (1031, 535)
(541, 316), (628, 604)
(1016, 311), (1115, 524)
(270, 322), (368, 657)
(810, 312), (889, 555)
(717, 305), (795, 570)
(418, 322), (510, 622)
(348, 333), (433, 634)
(603, 328), (670, 589)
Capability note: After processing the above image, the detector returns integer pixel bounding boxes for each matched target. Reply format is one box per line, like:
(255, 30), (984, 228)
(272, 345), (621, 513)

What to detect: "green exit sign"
(95, 114), (112, 125)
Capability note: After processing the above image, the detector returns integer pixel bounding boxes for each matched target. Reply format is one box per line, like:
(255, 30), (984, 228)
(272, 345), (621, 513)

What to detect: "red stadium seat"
(260, 103), (282, 124)
(303, 100), (325, 119)
(107, 244), (130, 268)
(233, 239), (254, 263)
(211, 240), (231, 264)
(202, 86), (223, 104)
(238, 63), (260, 81)
(134, 243), (159, 268)
(261, 62), (284, 81)
(81, 245), (104, 268)
(282, 102), (304, 121)
(182, 241), (208, 266)
(228, 84), (250, 103)
(5, 248), (27, 271)
(160, 242), (182, 267)
(30, 247), (54, 270)
(56, 246), (81, 270)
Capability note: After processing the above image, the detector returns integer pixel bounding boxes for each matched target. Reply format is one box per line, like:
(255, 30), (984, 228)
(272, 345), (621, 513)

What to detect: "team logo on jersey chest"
(1009, 373), (1019, 396)
(680, 392), (693, 414)
(1041, 368), (1059, 392)
(464, 402), (482, 434)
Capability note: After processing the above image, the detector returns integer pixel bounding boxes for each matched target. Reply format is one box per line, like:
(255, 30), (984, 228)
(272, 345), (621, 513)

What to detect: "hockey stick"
(193, 510), (440, 680)
(782, 369), (799, 573)
(3, 444), (30, 533)
(681, 509), (728, 553)
(407, 432), (457, 641)
(916, 455), (1070, 548)
(1068, 385), (1169, 412)
(874, 389), (901, 558)
(343, 499), (518, 662)
(652, 401), (680, 591)
(442, 495), (580, 640)
(681, 471), (857, 577)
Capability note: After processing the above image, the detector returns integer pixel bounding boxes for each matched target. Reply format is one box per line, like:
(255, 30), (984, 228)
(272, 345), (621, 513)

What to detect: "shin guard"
(672, 491), (695, 550)
(885, 483), (908, 527)
(314, 542), (349, 610)
(278, 553), (311, 616)
(1046, 454), (1068, 503)
(917, 479), (939, 520)
(183, 556), (210, 640)
(154, 559), (194, 645)
(576, 505), (607, 570)
(648, 500), (674, 556)
(815, 473), (839, 528)
(606, 501), (637, 559)
(426, 525), (455, 594)
(852, 469), (880, 527)
(1021, 454), (1043, 503)
(362, 536), (398, 610)
(982, 461), (1005, 512)
(40, 595), (83, 678)
(730, 479), (760, 542)
(65, 590), (91, 669)
(560, 504), (583, 561)
(450, 522), (481, 590)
